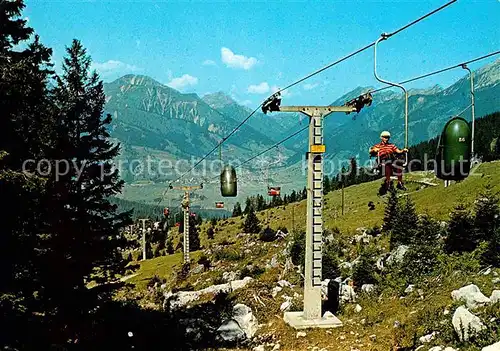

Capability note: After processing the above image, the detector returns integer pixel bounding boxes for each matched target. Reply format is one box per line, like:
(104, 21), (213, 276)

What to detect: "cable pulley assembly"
(345, 93), (373, 114)
(261, 92), (282, 114)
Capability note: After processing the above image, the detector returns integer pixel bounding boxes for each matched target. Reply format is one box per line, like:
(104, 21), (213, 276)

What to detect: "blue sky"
(24, 0), (499, 106)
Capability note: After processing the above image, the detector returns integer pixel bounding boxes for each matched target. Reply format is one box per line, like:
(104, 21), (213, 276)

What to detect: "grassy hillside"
(120, 161), (500, 350)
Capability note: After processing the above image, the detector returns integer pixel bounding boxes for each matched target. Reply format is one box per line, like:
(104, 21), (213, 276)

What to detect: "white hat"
(380, 131), (391, 138)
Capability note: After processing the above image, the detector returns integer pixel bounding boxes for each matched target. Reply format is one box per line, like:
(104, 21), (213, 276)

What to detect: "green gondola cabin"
(220, 165), (237, 197)
(435, 116), (472, 181)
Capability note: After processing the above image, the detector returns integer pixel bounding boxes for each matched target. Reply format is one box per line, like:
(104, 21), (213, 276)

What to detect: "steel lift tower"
(262, 92), (372, 328)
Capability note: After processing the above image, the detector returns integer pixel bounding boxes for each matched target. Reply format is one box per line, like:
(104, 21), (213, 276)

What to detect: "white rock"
(225, 303), (258, 340)
(222, 271), (239, 282)
(451, 284), (491, 309)
(428, 347), (443, 351)
(271, 286), (283, 298)
(340, 284), (357, 304)
(354, 304), (362, 313)
(482, 341), (500, 351)
(369, 334), (376, 341)
(419, 331), (436, 343)
(253, 346), (265, 351)
(296, 331), (306, 338)
(166, 277), (253, 310)
(490, 290), (500, 304)
(386, 245), (409, 265)
(483, 268), (492, 275)
(280, 300), (291, 312)
(444, 348), (458, 351)
(361, 284), (375, 294)
(443, 308), (450, 315)
(339, 261), (352, 270)
(493, 278), (500, 284)
(405, 284), (415, 293)
(217, 320), (246, 342)
(452, 305), (486, 341)
(272, 344), (280, 351)
(354, 233), (371, 244)
(277, 280), (292, 288)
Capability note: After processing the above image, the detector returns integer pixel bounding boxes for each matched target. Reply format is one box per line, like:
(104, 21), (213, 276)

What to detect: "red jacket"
(370, 142), (398, 158)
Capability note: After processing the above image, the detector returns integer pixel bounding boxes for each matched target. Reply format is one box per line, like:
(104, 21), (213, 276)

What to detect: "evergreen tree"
(244, 197), (252, 214)
(324, 175), (331, 194)
(232, 202), (242, 217)
(445, 204), (476, 253)
(257, 194), (266, 211)
(210, 217), (217, 227)
(188, 215), (201, 251)
(166, 236), (174, 255)
(290, 190), (297, 203)
(390, 196), (419, 250)
(473, 185), (500, 244)
(243, 207), (261, 234)
(207, 227), (215, 240)
(382, 189), (399, 233)
(42, 39), (132, 343)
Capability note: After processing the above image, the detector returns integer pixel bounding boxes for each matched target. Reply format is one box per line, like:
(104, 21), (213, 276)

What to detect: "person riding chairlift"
(369, 131), (408, 194)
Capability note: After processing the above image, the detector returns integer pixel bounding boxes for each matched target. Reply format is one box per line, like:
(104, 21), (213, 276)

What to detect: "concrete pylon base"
(283, 311), (343, 329)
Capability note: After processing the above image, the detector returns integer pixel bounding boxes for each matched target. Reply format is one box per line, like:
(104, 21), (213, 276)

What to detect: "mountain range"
(104, 59), (500, 206)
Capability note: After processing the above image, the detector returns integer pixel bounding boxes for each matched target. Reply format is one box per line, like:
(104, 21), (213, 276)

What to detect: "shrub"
(240, 265), (265, 278)
(243, 207), (261, 234)
(207, 227), (215, 240)
(322, 242), (340, 279)
(352, 247), (378, 286)
(290, 231), (305, 267)
(197, 255), (211, 271)
(213, 248), (241, 261)
(259, 226), (276, 242)
(445, 203), (476, 254)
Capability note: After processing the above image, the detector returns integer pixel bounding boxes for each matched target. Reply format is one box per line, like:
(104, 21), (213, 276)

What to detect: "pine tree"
(42, 39), (132, 343)
(382, 189), (399, 233)
(166, 236), (174, 254)
(390, 195), (419, 250)
(445, 204), (476, 253)
(210, 217), (217, 227)
(207, 227), (215, 240)
(232, 202), (242, 217)
(244, 197), (253, 214)
(188, 215), (201, 251)
(257, 194), (266, 211)
(0, 2), (59, 348)
(243, 207), (261, 234)
(324, 175), (331, 194)
(473, 185), (500, 244)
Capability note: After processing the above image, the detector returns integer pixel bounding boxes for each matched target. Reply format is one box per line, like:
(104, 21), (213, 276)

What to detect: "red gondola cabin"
(268, 187), (281, 196)
(215, 202), (224, 208)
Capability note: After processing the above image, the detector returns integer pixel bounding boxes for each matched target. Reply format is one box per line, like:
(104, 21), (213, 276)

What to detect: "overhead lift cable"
(157, 0), (458, 203)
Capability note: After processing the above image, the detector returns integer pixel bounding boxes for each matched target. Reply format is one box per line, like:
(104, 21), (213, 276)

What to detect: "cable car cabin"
(215, 202), (224, 209)
(220, 165), (237, 197)
(268, 186), (281, 196)
(435, 116), (472, 181)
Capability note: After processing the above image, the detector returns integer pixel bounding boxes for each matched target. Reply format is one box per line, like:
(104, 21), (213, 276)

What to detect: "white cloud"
(221, 47), (258, 70)
(202, 59), (216, 66)
(241, 100), (252, 106)
(92, 60), (141, 77)
(248, 82), (270, 94)
(167, 74), (198, 90)
(303, 83), (319, 91)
